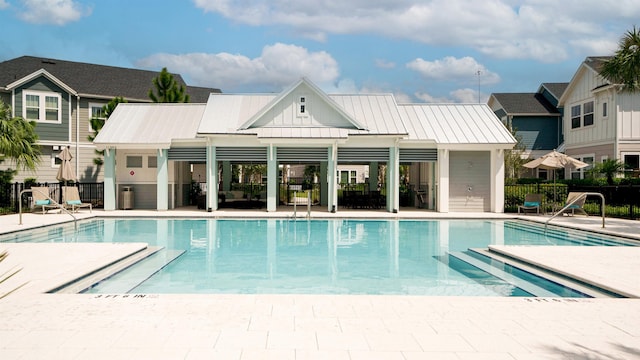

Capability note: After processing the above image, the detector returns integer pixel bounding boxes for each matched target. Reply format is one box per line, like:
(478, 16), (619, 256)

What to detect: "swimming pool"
(2, 219), (635, 297)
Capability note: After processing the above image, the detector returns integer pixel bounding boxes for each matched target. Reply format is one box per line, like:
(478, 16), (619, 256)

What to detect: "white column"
(388, 145), (399, 213)
(156, 149), (168, 211)
(206, 144), (218, 211)
(327, 144), (338, 212)
(491, 149), (505, 213)
(103, 148), (116, 210)
(267, 144), (278, 212)
(437, 149), (449, 212)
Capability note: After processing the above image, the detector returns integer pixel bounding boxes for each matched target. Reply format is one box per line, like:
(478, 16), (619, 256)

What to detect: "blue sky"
(1, 0), (638, 103)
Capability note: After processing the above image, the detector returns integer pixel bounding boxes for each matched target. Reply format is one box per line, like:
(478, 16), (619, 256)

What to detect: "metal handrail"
(545, 192), (605, 230)
(19, 188), (77, 231)
(291, 191), (312, 219)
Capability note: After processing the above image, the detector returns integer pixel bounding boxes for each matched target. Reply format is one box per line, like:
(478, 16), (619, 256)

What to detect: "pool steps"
(503, 221), (635, 246)
(51, 246), (164, 294)
(463, 248), (616, 298)
(448, 251), (559, 297)
(53, 247), (184, 294)
(81, 248), (185, 294)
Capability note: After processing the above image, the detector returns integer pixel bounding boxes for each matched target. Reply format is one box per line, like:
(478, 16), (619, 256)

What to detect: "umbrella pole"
(553, 169), (556, 205)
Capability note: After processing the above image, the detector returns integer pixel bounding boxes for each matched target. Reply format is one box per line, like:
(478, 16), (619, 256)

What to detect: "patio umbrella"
(523, 150), (588, 203)
(56, 146), (77, 184)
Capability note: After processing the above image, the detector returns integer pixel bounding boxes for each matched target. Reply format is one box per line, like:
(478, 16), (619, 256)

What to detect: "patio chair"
(518, 193), (542, 215)
(31, 187), (59, 214)
(62, 186), (92, 213)
(561, 192), (588, 216)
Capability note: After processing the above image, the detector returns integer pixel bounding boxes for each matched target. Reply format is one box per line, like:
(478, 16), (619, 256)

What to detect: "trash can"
(120, 186), (134, 210)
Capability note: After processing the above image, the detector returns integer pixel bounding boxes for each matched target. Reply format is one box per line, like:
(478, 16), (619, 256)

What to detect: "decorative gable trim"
(238, 77), (367, 131)
(6, 68), (77, 96)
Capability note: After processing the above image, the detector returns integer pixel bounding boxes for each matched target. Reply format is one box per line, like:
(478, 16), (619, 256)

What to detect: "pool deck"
(1, 208), (639, 359)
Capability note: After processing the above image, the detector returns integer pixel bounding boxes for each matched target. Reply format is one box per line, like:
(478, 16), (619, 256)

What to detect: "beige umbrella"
(56, 146), (77, 184)
(523, 150), (588, 203)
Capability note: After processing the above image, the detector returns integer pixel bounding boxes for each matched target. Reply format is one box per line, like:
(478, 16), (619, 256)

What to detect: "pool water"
(2, 219), (635, 297)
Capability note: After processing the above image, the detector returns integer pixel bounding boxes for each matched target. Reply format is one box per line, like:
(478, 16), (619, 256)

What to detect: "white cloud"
(192, 0), (639, 62)
(17, 0), (91, 25)
(450, 88), (485, 104)
(0, 0), (9, 10)
(407, 56), (500, 85)
(414, 91), (453, 104)
(375, 59), (396, 69)
(137, 43), (340, 92)
(414, 88), (486, 104)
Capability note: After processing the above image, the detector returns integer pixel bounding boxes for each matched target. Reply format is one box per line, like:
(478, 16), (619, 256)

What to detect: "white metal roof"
(198, 94), (276, 134)
(398, 104), (516, 146)
(93, 80), (515, 150)
(94, 103), (206, 148)
(330, 94), (407, 135)
(198, 93), (407, 137)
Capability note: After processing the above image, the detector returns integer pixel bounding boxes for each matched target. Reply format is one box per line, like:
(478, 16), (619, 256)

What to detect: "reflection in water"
(4, 218), (610, 297)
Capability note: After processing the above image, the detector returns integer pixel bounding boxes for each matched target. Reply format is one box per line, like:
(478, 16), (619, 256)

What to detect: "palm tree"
(595, 159), (626, 185)
(0, 100), (41, 171)
(600, 26), (640, 92)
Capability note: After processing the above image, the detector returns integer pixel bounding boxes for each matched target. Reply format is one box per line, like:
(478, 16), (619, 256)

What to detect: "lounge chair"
(31, 187), (59, 214)
(561, 192), (588, 216)
(518, 193), (542, 215)
(63, 186), (92, 213)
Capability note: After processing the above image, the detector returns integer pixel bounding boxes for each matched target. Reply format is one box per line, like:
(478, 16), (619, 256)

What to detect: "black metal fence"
(0, 182), (104, 214)
(505, 183), (640, 220)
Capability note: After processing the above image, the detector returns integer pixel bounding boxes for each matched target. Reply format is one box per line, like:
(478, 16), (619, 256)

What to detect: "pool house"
(94, 78), (515, 213)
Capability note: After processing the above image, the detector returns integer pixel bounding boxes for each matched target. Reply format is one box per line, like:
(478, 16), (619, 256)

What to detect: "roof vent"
(41, 59), (56, 65)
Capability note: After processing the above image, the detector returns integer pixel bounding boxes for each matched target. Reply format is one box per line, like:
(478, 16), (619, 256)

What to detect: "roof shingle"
(0, 55), (220, 102)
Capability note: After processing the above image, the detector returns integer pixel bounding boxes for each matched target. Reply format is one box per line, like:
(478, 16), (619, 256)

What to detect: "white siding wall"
(449, 151), (490, 212)
(618, 92), (640, 140)
(564, 68), (616, 150)
(253, 83), (347, 128)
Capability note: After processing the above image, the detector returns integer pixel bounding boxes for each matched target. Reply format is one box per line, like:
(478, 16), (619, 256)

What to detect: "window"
(297, 96), (308, 117)
(350, 170), (357, 184)
(89, 103), (106, 131)
(23, 91), (61, 123)
(623, 153), (639, 176)
(50, 151), (62, 168)
(570, 101), (595, 129)
(148, 156), (157, 168)
(126, 155), (143, 168)
(340, 170), (349, 184)
(583, 101), (594, 126)
(570, 155), (594, 179)
(602, 102), (608, 118)
(537, 168), (548, 180)
(571, 105), (581, 129)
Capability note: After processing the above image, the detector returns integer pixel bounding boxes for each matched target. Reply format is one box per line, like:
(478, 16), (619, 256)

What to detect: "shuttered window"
(277, 147), (328, 161)
(399, 149), (437, 162)
(168, 147), (206, 161)
(338, 148), (389, 162)
(216, 147), (267, 161)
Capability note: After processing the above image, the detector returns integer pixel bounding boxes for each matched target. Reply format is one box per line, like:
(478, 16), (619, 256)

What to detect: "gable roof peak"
(237, 77), (367, 131)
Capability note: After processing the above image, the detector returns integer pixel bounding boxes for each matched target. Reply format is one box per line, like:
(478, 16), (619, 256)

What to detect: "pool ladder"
(18, 188), (78, 231)
(544, 192), (605, 231)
